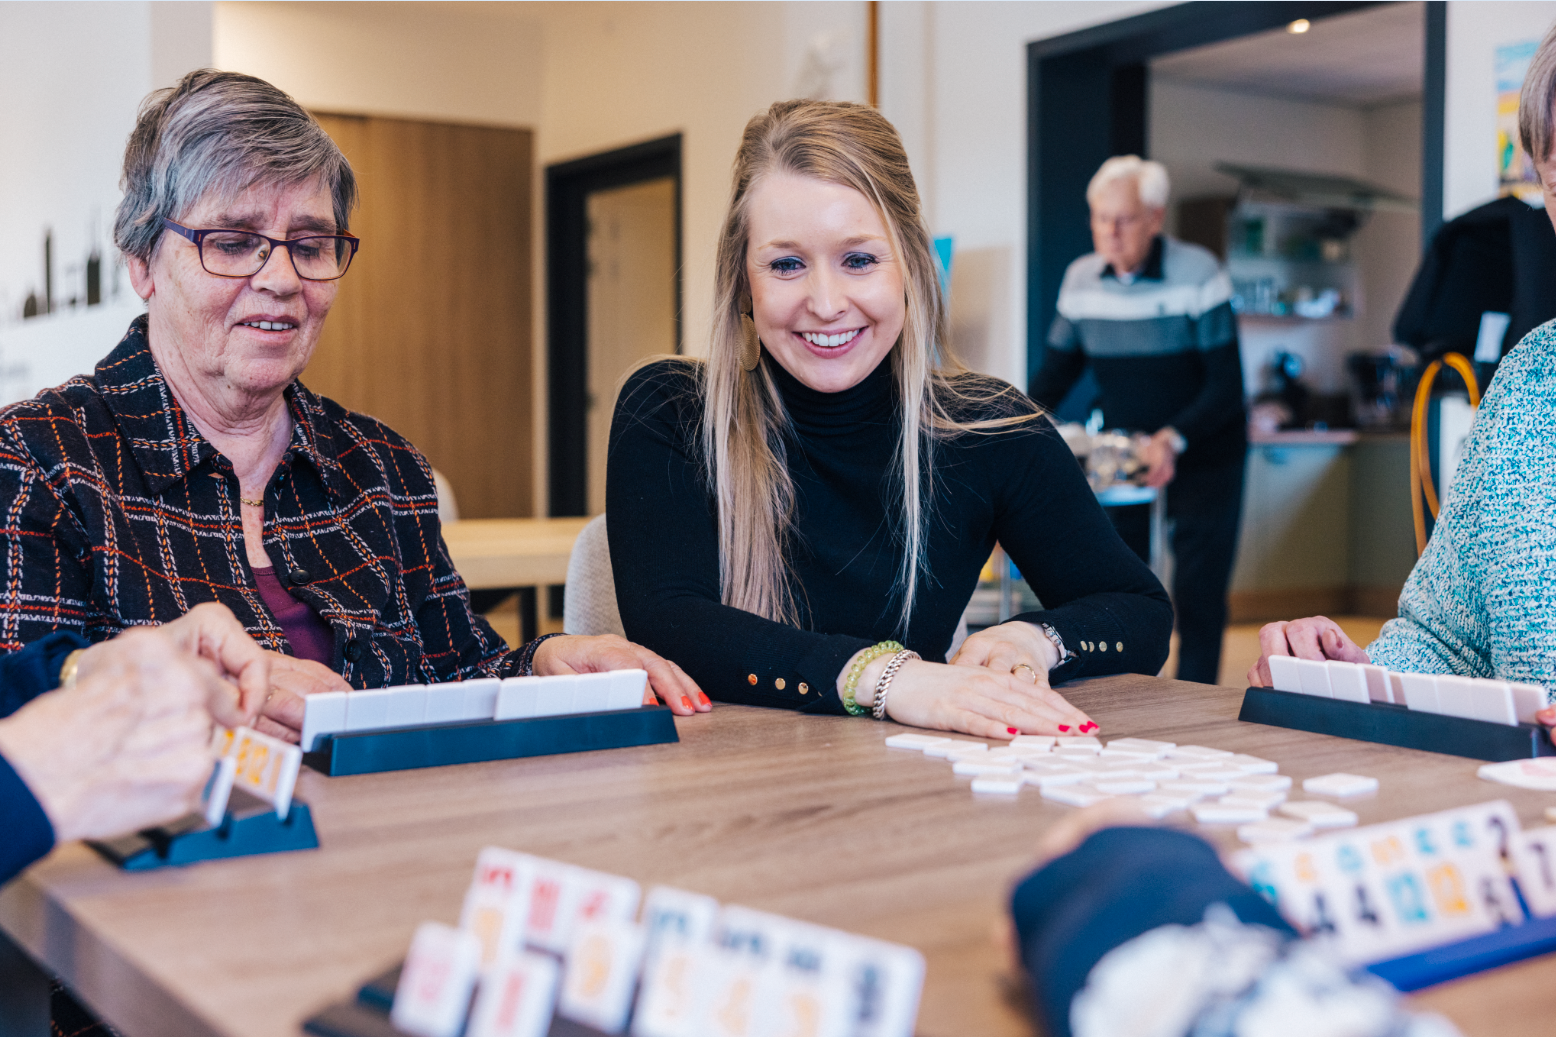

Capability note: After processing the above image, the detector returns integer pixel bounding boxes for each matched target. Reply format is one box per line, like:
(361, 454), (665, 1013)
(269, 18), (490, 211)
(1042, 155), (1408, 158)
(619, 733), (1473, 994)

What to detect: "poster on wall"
(1497, 39), (1543, 203)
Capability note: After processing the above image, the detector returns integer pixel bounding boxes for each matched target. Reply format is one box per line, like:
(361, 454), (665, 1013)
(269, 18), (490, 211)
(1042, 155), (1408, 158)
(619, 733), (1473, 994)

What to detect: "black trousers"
(1109, 456), (1246, 685)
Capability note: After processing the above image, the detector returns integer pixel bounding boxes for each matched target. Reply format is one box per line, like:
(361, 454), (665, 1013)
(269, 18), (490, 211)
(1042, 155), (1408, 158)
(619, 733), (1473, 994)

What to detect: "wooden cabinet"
(1229, 435), (1414, 621)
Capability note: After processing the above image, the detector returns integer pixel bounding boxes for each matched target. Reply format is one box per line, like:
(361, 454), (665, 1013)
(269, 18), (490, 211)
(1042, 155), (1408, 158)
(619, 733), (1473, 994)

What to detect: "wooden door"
(309, 113), (533, 518)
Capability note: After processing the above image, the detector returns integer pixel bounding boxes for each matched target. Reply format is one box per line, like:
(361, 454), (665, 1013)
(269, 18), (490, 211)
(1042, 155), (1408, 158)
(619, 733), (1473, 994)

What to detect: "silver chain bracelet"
(872, 648), (921, 720)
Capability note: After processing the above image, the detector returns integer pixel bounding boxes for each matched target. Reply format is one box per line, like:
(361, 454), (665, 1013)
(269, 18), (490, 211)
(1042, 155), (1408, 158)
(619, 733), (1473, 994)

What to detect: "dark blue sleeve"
(0, 753), (55, 884)
(0, 631), (88, 719)
(1010, 827), (1295, 1037)
(0, 632), (89, 883)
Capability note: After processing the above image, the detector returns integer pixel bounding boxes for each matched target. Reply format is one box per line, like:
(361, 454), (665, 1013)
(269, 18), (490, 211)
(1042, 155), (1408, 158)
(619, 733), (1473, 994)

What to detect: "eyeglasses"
(161, 218), (360, 281)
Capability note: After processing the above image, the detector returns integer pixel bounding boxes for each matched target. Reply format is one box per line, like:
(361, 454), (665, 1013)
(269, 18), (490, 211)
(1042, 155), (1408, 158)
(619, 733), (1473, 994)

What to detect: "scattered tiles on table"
(1237, 818), (1314, 844)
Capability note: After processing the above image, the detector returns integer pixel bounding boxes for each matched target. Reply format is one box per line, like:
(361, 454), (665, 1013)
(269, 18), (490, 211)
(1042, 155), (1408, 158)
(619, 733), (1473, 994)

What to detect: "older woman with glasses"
(0, 70), (706, 742)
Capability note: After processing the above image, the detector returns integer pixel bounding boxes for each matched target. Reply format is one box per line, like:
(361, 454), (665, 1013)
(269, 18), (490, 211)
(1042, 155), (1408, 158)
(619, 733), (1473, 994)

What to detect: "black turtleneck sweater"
(606, 355), (1173, 714)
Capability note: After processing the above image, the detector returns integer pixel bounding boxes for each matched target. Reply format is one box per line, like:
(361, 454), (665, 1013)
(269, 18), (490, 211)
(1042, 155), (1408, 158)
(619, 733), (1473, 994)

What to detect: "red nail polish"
(1058, 724), (1071, 732)
(1007, 727), (1019, 735)
(680, 697), (692, 710)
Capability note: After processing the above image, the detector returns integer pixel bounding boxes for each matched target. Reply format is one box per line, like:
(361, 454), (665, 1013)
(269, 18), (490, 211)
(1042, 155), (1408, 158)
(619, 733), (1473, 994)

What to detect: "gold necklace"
(240, 495), (264, 507)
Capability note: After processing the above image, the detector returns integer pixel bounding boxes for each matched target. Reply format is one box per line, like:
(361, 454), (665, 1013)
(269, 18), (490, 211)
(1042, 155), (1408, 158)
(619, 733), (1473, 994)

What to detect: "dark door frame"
(545, 134), (683, 518)
(1026, 0), (1445, 388)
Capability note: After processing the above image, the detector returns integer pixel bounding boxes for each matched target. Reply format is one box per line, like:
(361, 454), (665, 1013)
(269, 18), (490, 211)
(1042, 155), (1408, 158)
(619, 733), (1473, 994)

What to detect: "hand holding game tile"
(258, 652), (351, 742)
(1248, 616), (1370, 688)
(533, 633), (709, 716)
(0, 627), (223, 842)
(858, 656), (1094, 739)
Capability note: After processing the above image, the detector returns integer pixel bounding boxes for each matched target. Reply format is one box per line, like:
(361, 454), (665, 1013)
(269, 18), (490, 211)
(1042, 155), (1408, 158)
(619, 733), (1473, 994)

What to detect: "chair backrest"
(564, 514), (625, 637)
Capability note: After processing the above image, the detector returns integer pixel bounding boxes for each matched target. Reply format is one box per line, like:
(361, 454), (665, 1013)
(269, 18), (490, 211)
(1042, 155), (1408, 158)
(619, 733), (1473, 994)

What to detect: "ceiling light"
(1288, 19), (1311, 34)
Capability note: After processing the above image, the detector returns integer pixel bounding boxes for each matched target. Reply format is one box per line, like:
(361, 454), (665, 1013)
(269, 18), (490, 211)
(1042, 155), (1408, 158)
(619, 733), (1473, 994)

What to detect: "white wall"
(1444, 0), (1556, 220)
(1356, 99), (1423, 354)
(213, 2), (544, 128)
(0, 1), (210, 395)
(880, 1), (1173, 386)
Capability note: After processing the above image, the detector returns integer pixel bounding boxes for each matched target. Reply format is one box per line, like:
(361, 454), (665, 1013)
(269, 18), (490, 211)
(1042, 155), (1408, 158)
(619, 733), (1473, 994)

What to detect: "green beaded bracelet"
(842, 640), (904, 716)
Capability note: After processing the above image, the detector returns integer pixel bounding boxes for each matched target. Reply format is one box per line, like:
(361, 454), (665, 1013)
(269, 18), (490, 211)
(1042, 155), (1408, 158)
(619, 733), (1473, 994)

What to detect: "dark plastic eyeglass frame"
(160, 218), (361, 281)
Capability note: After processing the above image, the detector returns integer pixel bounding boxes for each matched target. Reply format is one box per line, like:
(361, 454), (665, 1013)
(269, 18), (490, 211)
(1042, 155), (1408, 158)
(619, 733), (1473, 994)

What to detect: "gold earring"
(739, 303), (761, 372)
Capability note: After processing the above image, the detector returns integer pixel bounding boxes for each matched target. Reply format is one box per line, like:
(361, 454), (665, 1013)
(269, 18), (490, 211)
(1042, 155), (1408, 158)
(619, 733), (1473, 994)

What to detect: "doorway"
(585, 177), (678, 515)
(1024, 0), (1444, 389)
(546, 136), (682, 518)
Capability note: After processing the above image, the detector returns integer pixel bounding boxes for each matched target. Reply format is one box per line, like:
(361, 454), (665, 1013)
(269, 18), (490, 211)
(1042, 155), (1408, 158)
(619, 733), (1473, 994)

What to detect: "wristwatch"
(1038, 623), (1074, 668)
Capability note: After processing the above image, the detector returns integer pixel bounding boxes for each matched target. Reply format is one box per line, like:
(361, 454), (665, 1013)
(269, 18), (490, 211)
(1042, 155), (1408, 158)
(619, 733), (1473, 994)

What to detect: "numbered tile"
(1159, 780), (1231, 797)
(1467, 678), (1517, 726)
(392, 922), (483, 1037)
(1278, 801), (1358, 828)
(573, 870), (642, 931)
(344, 687), (396, 731)
(524, 861), (581, 953)
(607, 669), (649, 711)
(1191, 802), (1268, 824)
(494, 677), (543, 721)
(884, 733), (950, 750)
(467, 952), (560, 1037)
(573, 671), (618, 713)
(558, 919), (646, 1033)
(201, 754), (237, 826)
(1396, 672), (1440, 714)
(971, 775), (1023, 795)
(227, 726), (302, 820)
(1225, 754), (1279, 776)
(1105, 737), (1175, 755)
(829, 935), (925, 1037)
(1302, 773), (1379, 799)
(461, 848), (535, 965)
(1091, 777), (1155, 795)
(1361, 664), (1393, 704)
(923, 739), (987, 758)
(1010, 735), (1057, 750)
(1477, 758), (1556, 791)
(1230, 774), (1292, 793)
(384, 685), (429, 727)
(1138, 793), (1194, 818)
(954, 760), (1021, 777)
(1293, 658), (1332, 698)
(1166, 745), (1233, 760)
(1267, 655), (1302, 693)
(1238, 818), (1313, 844)
(299, 690), (348, 752)
(641, 886), (720, 965)
(1510, 682), (1549, 725)
(1325, 661), (1370, 704)
(1040, 783), (1113, 807)
(1023, 769), (1092, 789)
(1055, 735), (1103, 750)
(632, 940), (706, 1037)
(1512, 826), (1556, 918)
(1219, 790), (1285, 810)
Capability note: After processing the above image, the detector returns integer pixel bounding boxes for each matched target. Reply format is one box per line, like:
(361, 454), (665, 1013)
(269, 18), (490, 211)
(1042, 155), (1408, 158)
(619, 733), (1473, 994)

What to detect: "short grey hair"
(114, 69), (356, 261)
(1086, 155), (1170, 210)
(1520, 23), (1556, 169)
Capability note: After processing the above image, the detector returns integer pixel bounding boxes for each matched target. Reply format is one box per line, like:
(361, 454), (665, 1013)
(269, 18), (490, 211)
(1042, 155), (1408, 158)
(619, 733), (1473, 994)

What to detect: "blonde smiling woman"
(606, 99), (1173, 739)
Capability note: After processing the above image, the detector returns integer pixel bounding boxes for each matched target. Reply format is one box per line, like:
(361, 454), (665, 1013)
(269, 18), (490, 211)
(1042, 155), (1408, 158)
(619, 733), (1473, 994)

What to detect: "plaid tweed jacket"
(0, 316), (520, 687)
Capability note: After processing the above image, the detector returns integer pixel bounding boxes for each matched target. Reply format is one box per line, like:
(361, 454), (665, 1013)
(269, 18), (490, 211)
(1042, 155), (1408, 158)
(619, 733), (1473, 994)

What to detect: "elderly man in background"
(1029, 156), (1247, 686)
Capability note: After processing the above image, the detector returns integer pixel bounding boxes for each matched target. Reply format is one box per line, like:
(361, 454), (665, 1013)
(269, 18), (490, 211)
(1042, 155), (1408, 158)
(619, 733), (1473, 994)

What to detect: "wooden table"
(3, 674), (1554, 1037)
(441, 517), (591, 641)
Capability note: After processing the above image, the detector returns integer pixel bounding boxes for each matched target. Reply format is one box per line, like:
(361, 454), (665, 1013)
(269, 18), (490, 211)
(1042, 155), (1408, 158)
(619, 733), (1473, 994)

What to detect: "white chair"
(564, 514), (625, 637)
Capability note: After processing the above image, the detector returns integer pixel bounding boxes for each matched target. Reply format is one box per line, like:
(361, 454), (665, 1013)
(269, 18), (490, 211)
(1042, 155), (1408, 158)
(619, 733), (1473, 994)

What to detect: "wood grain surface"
(2, 673), (1553, 1037)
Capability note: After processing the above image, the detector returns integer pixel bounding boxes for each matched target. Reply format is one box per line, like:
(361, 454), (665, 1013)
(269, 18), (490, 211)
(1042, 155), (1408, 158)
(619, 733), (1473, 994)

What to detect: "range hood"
(1215, 162), (1418, 214)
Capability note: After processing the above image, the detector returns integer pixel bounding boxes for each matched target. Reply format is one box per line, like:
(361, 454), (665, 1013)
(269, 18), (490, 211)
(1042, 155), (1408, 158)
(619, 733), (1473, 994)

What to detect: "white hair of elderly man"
(1087, 155), (1170, 211)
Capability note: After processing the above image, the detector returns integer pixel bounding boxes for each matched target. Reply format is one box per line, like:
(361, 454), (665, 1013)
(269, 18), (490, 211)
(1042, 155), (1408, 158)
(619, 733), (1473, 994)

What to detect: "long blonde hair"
(700, 99), (1034, 633)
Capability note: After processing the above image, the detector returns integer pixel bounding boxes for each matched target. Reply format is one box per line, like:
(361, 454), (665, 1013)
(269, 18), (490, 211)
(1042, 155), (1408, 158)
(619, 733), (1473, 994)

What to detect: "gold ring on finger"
(1011, 663), (1039, 684)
